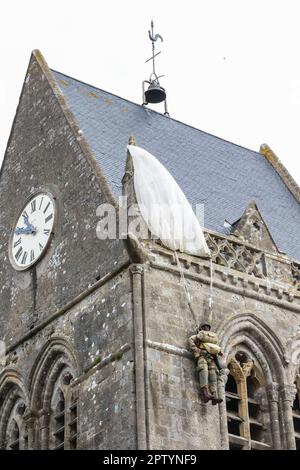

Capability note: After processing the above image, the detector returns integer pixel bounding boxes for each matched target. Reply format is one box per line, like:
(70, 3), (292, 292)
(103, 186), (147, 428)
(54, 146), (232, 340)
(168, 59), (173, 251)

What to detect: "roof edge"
(32, 50), (118, 208)
(0, 53), (34, 181)
(259, 143), (300, 205)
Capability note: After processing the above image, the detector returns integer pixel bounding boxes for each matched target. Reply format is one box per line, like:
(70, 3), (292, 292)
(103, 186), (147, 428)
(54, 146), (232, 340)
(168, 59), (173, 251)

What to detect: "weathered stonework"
(0, 51), (299, 450)
(0, 52), (134, 450)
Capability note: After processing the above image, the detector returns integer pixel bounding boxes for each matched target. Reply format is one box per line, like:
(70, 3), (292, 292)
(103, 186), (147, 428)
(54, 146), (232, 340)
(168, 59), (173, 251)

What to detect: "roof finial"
(142, 20), (169, 116)
(147, 19), (163, 80)
(128, 135), (137, 146)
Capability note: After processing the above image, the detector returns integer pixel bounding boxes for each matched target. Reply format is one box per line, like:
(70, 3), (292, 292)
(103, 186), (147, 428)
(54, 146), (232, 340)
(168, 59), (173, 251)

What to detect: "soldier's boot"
(199, 386), (213, 403)
(210, 391), (223, 405)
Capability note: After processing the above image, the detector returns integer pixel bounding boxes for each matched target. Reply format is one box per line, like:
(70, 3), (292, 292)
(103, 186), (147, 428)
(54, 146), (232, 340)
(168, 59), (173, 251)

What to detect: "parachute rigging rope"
(175, 251), (197, 326)
(209, 257), (213, 312)
(175, 251), (214, 327)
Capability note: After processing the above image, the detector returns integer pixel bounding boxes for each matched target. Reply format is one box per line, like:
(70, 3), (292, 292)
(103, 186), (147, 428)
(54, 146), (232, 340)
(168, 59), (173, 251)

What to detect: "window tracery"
(225, 350), (270, 450)
(49, 369), (77, 450)
(292, 373), (300, 450)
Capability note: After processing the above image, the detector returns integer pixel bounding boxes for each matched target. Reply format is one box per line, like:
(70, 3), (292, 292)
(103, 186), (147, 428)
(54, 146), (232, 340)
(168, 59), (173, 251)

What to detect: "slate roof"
(52, 70), (300, 261)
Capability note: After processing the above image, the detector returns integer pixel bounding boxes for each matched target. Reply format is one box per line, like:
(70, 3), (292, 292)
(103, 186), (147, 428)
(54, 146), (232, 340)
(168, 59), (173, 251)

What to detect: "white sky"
(1, 0), (300, 185)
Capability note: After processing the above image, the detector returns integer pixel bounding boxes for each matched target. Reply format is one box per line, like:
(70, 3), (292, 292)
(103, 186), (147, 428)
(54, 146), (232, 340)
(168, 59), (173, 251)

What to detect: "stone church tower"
(0, 50), (300, 450)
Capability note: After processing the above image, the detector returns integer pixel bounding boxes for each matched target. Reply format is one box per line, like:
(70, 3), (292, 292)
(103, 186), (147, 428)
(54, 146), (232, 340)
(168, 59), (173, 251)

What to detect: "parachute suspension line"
(174, 253), (214, 326)
(174, 251), (198, 326)
(175, 252), (190, 303)
(208, 258), (213, 315)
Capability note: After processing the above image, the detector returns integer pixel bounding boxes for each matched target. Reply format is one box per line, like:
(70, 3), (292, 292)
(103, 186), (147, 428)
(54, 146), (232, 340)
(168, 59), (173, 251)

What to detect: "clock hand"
(22, 214), (36, 233)
(23, 213), (29, 225)
(15, 227), (35, 235)
(27, 222), (36, 232)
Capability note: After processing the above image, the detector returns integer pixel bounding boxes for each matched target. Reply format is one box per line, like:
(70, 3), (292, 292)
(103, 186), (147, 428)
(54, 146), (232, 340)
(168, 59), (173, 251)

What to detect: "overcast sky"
(1, 0), (300, 185)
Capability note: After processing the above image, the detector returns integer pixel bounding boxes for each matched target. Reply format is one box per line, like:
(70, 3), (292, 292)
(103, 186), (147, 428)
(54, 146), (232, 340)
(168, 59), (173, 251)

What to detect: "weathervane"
(142, 20), (169, 116)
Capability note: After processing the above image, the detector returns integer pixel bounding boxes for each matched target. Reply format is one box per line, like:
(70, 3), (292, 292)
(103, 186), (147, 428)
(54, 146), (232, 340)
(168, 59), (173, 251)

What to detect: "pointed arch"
(0, 368), (28, 401)
(29, 337), (79, 450)
(0, 368), (28, 449)
(29, 336), (79, 411)
(217, 313), (286, 384)
(217, 313), (288, 449)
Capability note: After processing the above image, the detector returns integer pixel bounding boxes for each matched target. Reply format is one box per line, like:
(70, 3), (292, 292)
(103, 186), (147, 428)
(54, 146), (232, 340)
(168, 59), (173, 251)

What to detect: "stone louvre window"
(292, 375), (300, 450)
(52, 389), (66, 450)
(1, 398), (27, 450)
(49, 371), (77, 451)
(0, 340), (80, 450)
(50, 387), (77, 450)
(225, 351), (271, 450)
(7, 419), (20, 450)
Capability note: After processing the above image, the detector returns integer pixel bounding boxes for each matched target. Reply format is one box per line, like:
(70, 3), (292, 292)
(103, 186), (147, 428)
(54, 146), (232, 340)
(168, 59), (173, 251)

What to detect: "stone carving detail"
(280, 384), (297, 403)
(205, 232), (265, 278)
(291, 263), (300, 291)
(241, 360), (254, 378)
(228, 358), (244, 381)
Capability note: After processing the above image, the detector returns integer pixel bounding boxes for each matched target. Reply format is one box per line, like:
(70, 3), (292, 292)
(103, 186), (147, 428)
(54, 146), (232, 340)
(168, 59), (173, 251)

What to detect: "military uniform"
(189, 326), (223, 404)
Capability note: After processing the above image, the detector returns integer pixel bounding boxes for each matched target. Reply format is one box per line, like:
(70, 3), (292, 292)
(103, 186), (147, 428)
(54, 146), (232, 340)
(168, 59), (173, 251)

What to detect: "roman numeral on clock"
(39, 243), (44, 251)
(43, 202), (51, 214)
(45, 213), (53, 224)
(15, 246), (23, 261)
(39, 196), (44, 210)
(44, 229), (50, 235)
(21, 251), (28, 265)
(30, 250), (35, 262)
(14, 237), (22, 248)
(31, 199), (36, 213)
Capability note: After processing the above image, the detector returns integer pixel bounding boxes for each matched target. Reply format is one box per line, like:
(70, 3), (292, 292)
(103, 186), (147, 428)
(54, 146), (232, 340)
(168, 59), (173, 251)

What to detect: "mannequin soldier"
(188, 323), (224, 404)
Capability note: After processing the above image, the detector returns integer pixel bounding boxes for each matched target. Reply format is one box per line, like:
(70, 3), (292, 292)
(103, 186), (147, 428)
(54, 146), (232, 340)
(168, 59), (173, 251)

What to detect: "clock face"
(10, 192), (56, 270)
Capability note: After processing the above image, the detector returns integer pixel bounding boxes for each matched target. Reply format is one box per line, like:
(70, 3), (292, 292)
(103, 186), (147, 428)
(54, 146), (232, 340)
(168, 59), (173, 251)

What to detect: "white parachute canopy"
(127, 145), (211, 257)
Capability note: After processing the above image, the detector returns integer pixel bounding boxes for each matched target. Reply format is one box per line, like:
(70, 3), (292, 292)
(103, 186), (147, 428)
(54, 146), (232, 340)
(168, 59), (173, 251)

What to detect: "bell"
(145, 82), (166, 104)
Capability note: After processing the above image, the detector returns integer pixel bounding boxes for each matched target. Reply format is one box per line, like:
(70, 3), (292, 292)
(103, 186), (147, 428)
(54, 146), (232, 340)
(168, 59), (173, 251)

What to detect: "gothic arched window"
(293, 375), (300, 450)
(225, 373), (241, 439)
(0, 395), (27, 450)
(31, 341), (79, 450)
(246, 374), (265, 444)
(69, 392), (78, 450)
(52, 389), (65, 450)
(7, 419), (20, 450)
(225, 351), (271, 450)
(49, 371), (78, 450)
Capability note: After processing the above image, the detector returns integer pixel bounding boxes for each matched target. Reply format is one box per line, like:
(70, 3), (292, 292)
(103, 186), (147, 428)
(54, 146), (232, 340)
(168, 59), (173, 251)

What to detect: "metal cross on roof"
(143, 20), (169, 115)
(146, 19), (164, 82)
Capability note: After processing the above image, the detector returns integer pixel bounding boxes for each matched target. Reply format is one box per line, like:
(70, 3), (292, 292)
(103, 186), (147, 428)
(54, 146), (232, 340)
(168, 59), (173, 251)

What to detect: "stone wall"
(0, 51), (135, 450)
(142, 242), (300, 449)
(1, 50), (299, 451)
(0, 52), (128, 345)
(1, 269), (136, 449)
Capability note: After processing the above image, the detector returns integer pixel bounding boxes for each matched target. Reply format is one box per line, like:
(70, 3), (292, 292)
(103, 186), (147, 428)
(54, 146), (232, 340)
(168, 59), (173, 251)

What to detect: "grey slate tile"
(52, 70), (300, 261)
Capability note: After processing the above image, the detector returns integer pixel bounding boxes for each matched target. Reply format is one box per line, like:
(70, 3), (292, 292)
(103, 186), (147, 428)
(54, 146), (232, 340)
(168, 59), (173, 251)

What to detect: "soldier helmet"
(199, 323), (211, 330)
